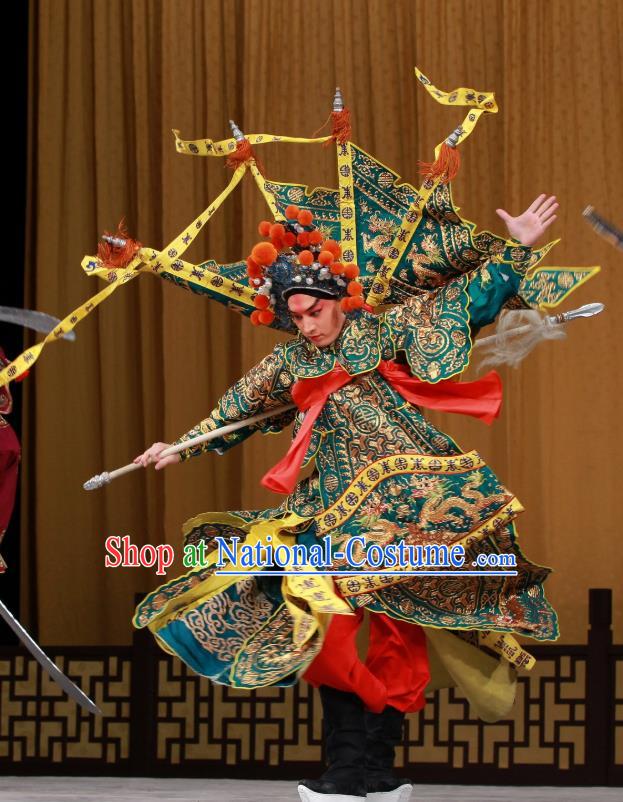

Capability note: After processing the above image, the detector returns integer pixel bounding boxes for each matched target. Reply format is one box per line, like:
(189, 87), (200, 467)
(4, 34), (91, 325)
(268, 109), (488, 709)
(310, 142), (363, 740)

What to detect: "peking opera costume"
(0, 69), (601, 801)
(0, 347), (21, 575)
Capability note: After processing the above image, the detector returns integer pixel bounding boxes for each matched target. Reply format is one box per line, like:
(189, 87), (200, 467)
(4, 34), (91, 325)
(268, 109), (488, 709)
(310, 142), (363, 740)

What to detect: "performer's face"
(287, 294), (346, 346)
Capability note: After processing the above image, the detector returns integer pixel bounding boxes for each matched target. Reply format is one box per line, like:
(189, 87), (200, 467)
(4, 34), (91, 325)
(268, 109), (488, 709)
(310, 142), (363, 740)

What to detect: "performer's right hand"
(133, 442), (181, 471)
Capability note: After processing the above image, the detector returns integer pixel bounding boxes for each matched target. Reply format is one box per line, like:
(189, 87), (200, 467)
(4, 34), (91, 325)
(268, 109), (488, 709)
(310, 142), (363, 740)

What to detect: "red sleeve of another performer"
(0, 346), (21, 572)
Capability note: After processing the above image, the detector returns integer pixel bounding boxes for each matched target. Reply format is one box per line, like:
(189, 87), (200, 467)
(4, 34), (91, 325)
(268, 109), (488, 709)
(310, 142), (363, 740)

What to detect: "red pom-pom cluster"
(247, 204), (364, 326)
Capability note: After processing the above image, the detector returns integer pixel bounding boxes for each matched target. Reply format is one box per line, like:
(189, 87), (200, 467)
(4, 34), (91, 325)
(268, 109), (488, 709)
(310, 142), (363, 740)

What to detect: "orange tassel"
(418, 142), (460, 185)
(226, 138), (265, 174)
(329, 108), (352, 144)
(97, 220), (142, 269)
(312, 108), (353, 147)
(310, 111), (332, 139)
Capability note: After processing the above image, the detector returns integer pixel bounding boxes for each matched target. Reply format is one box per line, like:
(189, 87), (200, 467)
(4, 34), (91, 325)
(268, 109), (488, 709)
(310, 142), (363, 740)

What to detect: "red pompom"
(309, 230), (323, 245)
(298, 250), (314, 266)
(246, 256), (263, 277)
(258, 309), (275, 325)
(285, 204), (300, 219)
(250, 310), (263, 325)
(347, 280), (363, 295)
(319, 250), (334, 266)
(297, 209), (314, 226)
(251, 242), (278, 265)
(270, 223), (286, 240)
(254, 294), (270, 309)
(349, 295), (365, 309)
(322, 239), (341, 258)
(330, 261), (344, 274)
(297, 232), (310, 247)
(283, 231), (296, 247)
(343, 263), (360, 279)
(258, 220), (271, 237)
(271, 236), (285, 250)
(340, 297), (353, 312)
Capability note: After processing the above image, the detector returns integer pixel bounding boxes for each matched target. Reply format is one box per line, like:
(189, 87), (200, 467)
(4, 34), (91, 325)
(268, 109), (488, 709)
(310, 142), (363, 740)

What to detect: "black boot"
(364, 705), (413, 801)
(298, 685), (367, 802)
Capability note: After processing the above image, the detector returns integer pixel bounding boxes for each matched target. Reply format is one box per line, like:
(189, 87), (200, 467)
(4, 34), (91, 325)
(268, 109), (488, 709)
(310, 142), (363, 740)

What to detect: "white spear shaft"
(83, 405), (296, 490)
(83, 302), (603, 490)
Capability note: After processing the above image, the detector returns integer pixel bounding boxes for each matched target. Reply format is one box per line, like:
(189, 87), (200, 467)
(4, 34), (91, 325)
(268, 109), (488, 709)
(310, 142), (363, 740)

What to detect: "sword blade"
(0, 597), (102, 715)
(0, 306), (76, 341)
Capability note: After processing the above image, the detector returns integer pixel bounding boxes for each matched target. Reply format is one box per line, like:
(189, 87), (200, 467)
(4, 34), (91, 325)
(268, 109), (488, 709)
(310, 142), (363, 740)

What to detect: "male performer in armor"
(135, 195), (558, 802)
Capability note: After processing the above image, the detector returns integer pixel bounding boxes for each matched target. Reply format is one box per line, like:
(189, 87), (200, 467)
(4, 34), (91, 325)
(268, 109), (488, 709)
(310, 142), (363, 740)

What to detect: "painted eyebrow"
(290, 299), (321, 317)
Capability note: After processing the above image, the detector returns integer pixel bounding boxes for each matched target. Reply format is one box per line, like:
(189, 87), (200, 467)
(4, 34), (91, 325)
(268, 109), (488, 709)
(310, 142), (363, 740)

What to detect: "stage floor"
(0, 778), (621, 801)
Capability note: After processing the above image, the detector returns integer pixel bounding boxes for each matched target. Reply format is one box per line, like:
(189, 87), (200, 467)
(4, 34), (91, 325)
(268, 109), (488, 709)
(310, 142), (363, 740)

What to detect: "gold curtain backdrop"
(21, 0), (622, 645)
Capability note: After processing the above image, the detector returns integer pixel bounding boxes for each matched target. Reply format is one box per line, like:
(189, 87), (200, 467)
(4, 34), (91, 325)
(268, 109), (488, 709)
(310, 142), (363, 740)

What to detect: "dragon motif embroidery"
(404, 233), (448, 287)
(409, 471), (511, 531)
(362, 212), (399, 258)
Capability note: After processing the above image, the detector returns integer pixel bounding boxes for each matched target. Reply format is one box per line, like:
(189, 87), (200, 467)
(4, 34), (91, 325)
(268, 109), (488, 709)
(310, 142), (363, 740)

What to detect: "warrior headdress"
(247, 205), (365, 331)
(0, 69), (600, 387)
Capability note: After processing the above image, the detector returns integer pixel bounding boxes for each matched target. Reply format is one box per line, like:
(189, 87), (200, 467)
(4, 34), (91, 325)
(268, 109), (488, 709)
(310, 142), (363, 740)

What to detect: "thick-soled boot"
(364, 705), (413, 802)
(298, 685), (367, 802)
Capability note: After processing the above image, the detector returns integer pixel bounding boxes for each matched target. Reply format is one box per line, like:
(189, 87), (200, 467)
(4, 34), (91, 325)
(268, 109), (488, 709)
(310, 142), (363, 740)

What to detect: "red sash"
(261, 360), (502, 494)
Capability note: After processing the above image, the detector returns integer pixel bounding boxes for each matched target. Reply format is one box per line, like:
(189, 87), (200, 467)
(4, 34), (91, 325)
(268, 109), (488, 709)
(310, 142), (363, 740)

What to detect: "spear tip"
(83, 472), (111, 491)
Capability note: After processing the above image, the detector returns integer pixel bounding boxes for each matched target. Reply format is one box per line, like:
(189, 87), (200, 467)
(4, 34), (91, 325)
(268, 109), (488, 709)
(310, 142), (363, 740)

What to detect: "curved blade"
(0, 597), (101, 715)
(0, 306), (77, 341)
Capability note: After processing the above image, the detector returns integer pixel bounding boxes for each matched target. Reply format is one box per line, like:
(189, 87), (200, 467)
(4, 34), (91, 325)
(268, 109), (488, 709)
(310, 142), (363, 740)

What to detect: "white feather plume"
(476, 309), (566, 369)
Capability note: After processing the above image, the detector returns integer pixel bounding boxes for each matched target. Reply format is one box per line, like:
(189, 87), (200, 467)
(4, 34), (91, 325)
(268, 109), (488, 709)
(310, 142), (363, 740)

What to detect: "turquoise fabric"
(467, 263), (523, 329)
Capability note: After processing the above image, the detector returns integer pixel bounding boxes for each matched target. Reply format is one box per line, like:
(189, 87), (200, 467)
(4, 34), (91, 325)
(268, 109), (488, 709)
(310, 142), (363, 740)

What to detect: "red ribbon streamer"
(261, 360), (502, 495)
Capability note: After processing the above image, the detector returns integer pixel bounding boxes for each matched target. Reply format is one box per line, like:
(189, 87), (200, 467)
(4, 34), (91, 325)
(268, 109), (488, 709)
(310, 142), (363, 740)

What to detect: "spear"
(83, 302), (603, 490)
(477, 302), (603, 345)
(83, 406), (297, 490)
(582, 206), (623, 250)
(475, 302), (604, 369)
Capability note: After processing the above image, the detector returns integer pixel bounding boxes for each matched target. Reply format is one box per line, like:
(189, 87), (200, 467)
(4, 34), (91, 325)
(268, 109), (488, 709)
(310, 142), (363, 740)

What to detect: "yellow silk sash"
(366, 68), (499, 306)
(140, 512), (353, 652)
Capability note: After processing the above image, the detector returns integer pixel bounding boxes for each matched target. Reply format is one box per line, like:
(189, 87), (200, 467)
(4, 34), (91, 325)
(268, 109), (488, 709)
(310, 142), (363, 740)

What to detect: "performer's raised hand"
(496, 194), (559, 247)
(133, 442), (181, 470)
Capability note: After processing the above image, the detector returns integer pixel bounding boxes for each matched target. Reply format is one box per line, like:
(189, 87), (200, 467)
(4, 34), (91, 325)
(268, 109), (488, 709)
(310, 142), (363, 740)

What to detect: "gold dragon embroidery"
(409, 471), (511, 531)
(404, 233), (448, 287)
(362, 213), (399, 258)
